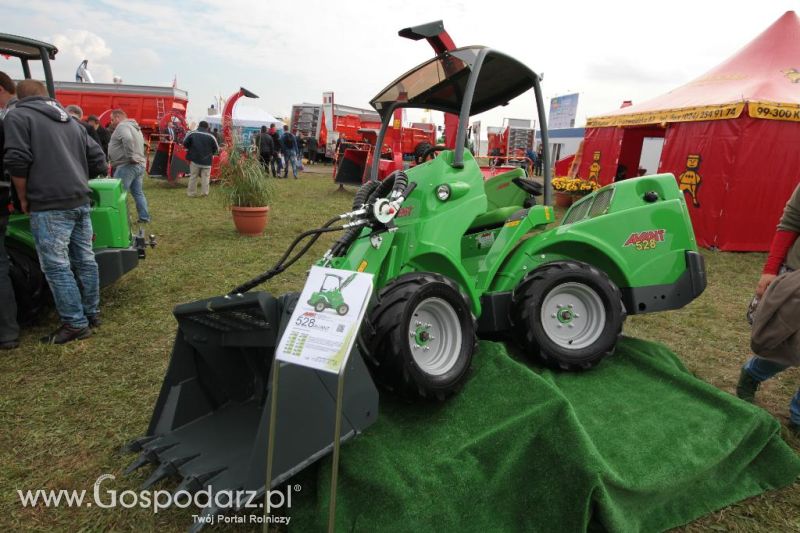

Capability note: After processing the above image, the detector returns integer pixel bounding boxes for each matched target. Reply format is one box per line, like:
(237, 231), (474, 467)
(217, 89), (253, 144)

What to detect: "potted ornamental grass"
(219, 149), (276, 236)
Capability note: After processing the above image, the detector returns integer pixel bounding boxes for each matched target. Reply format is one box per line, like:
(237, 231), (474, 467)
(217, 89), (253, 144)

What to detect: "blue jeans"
(30, 205), (99, 328)
(283, 149), (297, 178)
(114, 163), (150, 222)
(0, 216), (19, 342)
(744, 356), (800, 425)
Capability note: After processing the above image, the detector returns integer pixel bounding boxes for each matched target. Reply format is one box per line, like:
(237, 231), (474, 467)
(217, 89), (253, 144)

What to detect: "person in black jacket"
(87, 115), (110, 156)
(269, 124), (283, 176)
(281, 125), (299, 179)
(0, 71), (18, 350)
(306, 134), (318, 165)
(65, 105), (102, 148)
(4, 80), (108, 345)
(183, 120), (219, 197)
(253, 125), (275, 176)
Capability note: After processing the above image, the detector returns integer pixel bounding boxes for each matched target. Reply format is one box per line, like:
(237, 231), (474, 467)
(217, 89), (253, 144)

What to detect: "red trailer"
(289, 96), (382, 160)
(54, 81), (188, 139)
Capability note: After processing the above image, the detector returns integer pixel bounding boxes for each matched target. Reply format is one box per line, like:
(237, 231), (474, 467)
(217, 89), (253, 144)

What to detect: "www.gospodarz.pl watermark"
(17, 474), (298, 524)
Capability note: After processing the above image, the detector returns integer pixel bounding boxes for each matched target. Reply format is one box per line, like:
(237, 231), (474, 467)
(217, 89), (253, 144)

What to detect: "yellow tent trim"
(748, 101), (800, 122)
(586, 103), (745, 128)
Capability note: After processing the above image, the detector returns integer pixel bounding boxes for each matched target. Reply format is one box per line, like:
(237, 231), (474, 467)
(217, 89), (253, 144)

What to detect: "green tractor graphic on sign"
(308, 272), (357, 315)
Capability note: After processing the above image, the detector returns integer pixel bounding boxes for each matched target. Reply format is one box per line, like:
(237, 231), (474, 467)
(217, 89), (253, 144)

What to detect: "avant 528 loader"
(127, 21), (706, 525)
(308, 272), (356, 315)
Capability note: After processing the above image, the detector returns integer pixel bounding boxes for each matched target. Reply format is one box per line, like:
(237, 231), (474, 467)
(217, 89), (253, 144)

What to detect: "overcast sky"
(4, 0), (798, 130)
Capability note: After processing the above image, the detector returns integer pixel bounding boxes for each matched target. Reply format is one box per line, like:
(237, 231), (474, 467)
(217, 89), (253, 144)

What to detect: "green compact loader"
(127, 21), (706, 527)
(307, 272), (356, 315)
(1, 34), (151, 323)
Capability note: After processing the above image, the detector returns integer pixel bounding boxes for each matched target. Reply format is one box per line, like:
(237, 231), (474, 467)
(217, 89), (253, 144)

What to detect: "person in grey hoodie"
(3, 80), (107, 345)
(108, 109), (150, 222)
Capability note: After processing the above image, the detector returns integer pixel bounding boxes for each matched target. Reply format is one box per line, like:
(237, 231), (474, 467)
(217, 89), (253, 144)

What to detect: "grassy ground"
(1, 166), (798, 532)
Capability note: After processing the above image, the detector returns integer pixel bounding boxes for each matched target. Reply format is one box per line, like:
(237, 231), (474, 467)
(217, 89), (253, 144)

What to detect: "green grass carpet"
(291, 338), (800, 532)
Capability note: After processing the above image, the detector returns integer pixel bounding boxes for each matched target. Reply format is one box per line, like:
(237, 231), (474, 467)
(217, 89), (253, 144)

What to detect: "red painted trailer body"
(54, 81), (188, 139)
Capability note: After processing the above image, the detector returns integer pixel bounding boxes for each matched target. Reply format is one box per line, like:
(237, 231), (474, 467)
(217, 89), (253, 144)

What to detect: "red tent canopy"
(572, 11), (800, 251)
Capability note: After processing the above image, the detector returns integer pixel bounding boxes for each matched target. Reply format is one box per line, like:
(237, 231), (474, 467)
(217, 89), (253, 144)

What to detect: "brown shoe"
(40, 324), (92, 345)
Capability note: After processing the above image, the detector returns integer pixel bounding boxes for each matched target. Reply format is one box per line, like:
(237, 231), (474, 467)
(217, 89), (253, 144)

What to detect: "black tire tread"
(512, 261), (626, 370)
(360, 272), (477, 401)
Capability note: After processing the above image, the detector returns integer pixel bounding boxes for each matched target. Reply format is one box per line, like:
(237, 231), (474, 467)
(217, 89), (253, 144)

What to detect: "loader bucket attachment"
(126, 291), (378, 526)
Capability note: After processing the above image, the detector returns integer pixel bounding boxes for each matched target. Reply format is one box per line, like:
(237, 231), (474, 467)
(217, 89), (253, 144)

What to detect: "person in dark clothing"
(65, 105), (102, 148)
(295, 133), (305, 162)
(253, 125), (275, 176)
(87, 115), (110, 156)
(182, 120), (220, 197)
(306, 135), (318, 165)
(4, 80), (107, 345)
(0, 71), (19, 350)
(281, 125), (299, 179)
(268, 124), (283, 176)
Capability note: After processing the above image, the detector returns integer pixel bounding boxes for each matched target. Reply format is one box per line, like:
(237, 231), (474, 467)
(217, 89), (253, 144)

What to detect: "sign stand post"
(262, 353), (352, 533)
(327, 366), (347, 533)
(263, 358), (280, 532)
(262, 266), (374, 533)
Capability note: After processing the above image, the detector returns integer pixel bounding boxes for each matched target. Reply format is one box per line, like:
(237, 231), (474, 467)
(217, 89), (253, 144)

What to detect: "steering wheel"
(512, 177), (543, 197)
(416, 145), (447, 165)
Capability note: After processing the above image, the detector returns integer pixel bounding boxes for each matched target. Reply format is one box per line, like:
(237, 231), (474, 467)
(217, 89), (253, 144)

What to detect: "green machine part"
(489, 173), (705, 314)
(329, 159), (702, 321)
(6, 178), (133, 251)
(86, 178), (134, 249)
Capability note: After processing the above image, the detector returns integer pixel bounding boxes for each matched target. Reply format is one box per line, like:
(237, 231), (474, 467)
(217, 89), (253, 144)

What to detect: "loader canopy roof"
(0, 33), (58, 60)
(370, 46), (538, 118)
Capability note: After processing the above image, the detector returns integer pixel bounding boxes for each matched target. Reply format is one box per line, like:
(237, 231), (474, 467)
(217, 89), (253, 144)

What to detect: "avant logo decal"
(624, 229), (666, 250)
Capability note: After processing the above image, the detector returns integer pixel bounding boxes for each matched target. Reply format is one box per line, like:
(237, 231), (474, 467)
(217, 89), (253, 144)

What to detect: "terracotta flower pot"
(554, 191), (573, 208)
(231, 206), (270, 236)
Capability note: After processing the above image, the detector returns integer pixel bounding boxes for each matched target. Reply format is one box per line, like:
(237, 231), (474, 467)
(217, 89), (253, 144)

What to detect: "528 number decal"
(295, 316), (316, 327)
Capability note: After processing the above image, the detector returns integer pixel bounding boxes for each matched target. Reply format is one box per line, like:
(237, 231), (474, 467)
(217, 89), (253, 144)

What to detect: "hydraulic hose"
(331, 172), (408, 258)
(230, 216), (341, 294)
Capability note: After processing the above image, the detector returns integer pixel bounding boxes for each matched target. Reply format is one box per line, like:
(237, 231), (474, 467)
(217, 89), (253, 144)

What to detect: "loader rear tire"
(512, 261), (625, 370)
(7, 243), (49, 326)
(360, 272), (476, 401)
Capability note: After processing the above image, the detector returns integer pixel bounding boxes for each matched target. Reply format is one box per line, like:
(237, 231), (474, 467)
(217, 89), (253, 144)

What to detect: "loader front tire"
(512, 261), (625, 370)
(360, 272), (476, 401)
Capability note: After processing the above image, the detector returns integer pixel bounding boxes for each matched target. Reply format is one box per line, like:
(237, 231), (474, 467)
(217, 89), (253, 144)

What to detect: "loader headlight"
(436, 184), (451, 201)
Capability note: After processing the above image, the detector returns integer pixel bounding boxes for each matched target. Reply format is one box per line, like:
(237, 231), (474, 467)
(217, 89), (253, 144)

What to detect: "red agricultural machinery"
(332, 108), (439, 186)
(148, 87), (257, 182)
(331, 21), (465, 186)
(55, 80), (188, 140)
(481, 118), (537, 178)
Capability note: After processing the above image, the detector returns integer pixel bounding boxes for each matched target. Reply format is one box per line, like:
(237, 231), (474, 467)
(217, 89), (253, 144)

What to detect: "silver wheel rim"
(408, 297), (463, 376)
(540, 282), (606, 349)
